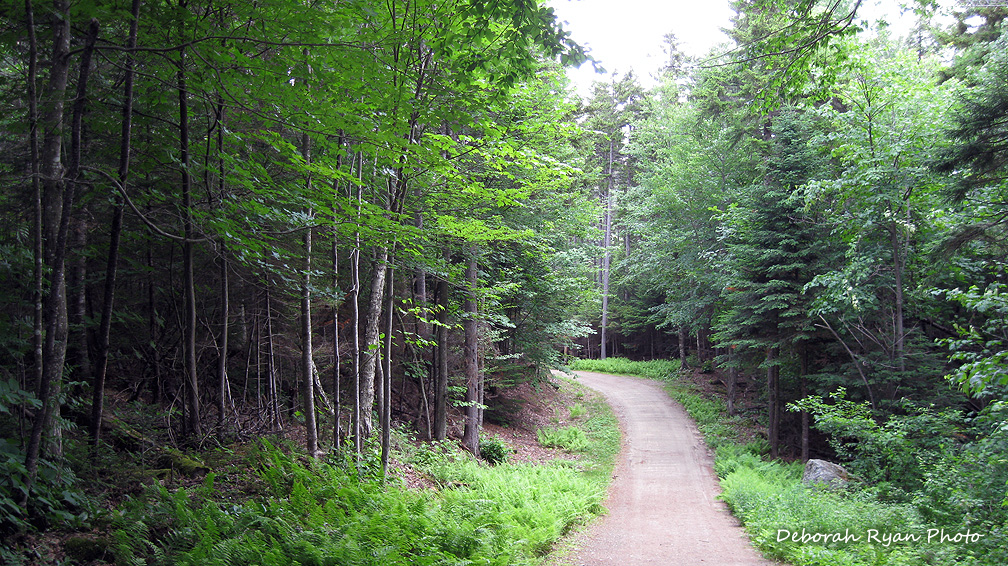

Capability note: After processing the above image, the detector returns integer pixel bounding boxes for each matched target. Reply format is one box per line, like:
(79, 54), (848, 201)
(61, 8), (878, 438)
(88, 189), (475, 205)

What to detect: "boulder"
(802, 459), (849, 489)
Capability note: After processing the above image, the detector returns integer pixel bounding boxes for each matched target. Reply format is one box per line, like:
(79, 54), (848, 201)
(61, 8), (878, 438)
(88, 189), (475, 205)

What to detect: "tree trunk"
(350, 243), (362, 456)
(177, 43), (200, 440)
(726, 348), (737, 416)
(380, 264), (394, 479)
(358, 248), (388, 438)
(890, 220), (906, 374)
(767, 347), (780, 460)
(331, 138), (344, 449)
(300, 228), (318, 455)
(800, 343), (809, 462)
(90, 0), (135, 449)
(217, 252), (229, 432)
(332, 230), (341, 449)
(461, 247), (480, 458)
(215, 95), (229, 435)
(433, 251), (449, 441)
(678, 326), (689, 369)
(265, 285), (281, 430)
(300, 129), (318, 456)
(66, 220), (89, 382)
(22, 0), (78, 505)
(26, 0), (44, 467)
(600, 140), (613, 360)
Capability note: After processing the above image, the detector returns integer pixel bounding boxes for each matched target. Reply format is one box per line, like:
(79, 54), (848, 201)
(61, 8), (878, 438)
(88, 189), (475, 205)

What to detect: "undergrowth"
(569, 357), (680, 381)
(106, 378), (620, 566)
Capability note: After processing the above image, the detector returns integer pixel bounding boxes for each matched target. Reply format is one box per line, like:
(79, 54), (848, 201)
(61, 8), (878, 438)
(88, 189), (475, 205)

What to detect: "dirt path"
(556, 371), (776, 566)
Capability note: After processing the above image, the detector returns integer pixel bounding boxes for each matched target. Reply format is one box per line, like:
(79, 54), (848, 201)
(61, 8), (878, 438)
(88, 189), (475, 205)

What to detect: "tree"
(803, 38), (955, 407)
(580, 73), (644, 359)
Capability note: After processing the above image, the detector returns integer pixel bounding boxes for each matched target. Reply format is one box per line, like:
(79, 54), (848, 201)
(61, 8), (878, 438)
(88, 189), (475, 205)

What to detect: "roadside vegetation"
(2, 378), (618, 565)
(570, 357), (1008, 566)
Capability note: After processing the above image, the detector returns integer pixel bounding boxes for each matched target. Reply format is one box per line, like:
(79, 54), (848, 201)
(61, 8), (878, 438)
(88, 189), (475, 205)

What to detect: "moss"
(158, 448), (209, 476)
(64, 535), (109, 562)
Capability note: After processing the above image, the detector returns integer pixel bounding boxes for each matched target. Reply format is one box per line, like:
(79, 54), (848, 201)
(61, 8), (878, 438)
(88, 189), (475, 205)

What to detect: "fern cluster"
(109, 426), (616, 566)
(569, 357), (681, 381)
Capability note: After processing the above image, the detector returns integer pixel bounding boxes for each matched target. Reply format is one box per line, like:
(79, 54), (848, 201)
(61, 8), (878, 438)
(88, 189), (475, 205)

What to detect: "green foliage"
(478, 436), (511, 465)
(568, 402), (586, 418)
(0, 387), (93, 536)
(790, 389), (965, 495)
(717, 433), (1008, 565)
(569, 357), (681, 381)
(719, 456), (932, 566)
(941, 282), (1008, 397)
(108, 410), (619, 566)
(537, 426), (590, 452)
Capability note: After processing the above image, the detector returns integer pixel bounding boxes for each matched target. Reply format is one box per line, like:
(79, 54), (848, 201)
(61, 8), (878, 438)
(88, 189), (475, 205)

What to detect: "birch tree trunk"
(358, 249), (388, 438)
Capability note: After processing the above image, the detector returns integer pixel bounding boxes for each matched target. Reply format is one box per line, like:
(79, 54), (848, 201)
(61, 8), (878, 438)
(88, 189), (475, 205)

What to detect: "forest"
(1, 0), (1007, 563)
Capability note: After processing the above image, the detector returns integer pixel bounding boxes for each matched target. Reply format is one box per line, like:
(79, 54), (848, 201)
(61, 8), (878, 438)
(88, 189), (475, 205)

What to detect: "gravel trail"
(559, 371), (777, 566)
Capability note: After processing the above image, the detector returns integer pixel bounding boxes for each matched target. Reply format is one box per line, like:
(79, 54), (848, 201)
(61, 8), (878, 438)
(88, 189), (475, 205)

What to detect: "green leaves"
(941, 283), (1008, 397)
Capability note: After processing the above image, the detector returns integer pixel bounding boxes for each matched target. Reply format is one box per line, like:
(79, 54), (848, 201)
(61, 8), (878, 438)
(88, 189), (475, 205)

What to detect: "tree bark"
(461, 247), (480, 457)
(380, 264), (394, 479)
(726, 349), (737, 416)
(26, 0), (43, 453)
(800, 343), (809, 462)
(217, 252), (229, 432)
(767, 347), (780, 460)
(331, 135), (344, 449)
(433, 251), (449, 441)
(23, 0), (77, 505)
(350, 241), (362, 456)
(215, 97), (229, 435)
(301, 226), (318, 456)
(66, 220), (89, 382)
(678, 326), (689, 369)
(358, 248), (388, 438)
(178, 43), (200, 440)
(890, 220), (906, 374)
(600, 138), (614, 360)
(300, 128), (318, 456)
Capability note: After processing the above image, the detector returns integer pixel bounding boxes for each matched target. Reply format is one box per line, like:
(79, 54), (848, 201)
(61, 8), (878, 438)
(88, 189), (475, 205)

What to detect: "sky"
(546, 0), (953, 98)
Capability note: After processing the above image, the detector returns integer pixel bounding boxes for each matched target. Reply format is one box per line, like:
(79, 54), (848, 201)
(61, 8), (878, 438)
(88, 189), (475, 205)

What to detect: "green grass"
(568, 402), (586, 418)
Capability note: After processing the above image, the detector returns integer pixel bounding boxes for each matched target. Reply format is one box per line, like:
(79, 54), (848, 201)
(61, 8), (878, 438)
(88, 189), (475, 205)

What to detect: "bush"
(479, 437), (511, 465)
(790, 389), (965, 494)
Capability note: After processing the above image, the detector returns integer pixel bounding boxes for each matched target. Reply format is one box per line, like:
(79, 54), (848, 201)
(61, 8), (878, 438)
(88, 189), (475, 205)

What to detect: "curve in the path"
(565, 371), (776, 566)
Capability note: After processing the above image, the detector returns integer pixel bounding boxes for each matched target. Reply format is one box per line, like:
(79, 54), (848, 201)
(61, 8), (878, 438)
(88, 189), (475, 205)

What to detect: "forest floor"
(545, 371), (777, 566)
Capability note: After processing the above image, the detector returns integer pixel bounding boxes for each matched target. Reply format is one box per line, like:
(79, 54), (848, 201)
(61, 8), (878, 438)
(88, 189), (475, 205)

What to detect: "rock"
(802, 459), (849, 488)
(64, 535), (109, 562)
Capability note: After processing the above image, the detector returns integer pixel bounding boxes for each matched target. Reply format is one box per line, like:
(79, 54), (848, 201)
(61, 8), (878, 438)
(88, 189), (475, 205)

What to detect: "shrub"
(479, 437), (511, 465)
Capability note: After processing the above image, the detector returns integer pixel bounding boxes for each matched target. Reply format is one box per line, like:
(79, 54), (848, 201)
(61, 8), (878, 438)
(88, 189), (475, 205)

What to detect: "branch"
(81, 166), (207, 244)
(816, 314), (877, 410)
